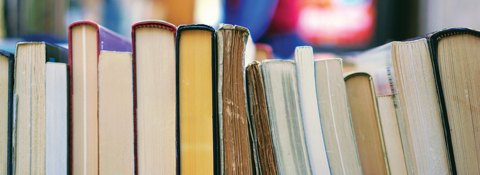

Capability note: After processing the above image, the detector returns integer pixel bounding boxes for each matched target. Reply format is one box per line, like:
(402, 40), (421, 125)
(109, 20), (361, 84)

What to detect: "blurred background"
(1, 0), (480, 59)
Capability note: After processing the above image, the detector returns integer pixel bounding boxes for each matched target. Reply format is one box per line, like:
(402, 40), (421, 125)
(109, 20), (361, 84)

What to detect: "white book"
(262, 60), (312, 175)
(295, 46), (330, 175)
(314, 58), (363, 175)
(45, 62), (68, 174)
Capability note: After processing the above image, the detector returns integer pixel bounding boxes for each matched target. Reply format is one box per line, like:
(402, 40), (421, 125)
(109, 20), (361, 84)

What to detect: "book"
(429, 28), (480, 174)
(45, 62), (68, 175)
(261, 60), (311, 175)
(131, 20), (177, 174)
(176, 24), (218, 174)
(294, 46), (330, 175)
(245, 61), (278, 175)
(98, 51), (134, 174)
(353, 39), (451, 174)
(68, 21), (132, 175)
(344, 72), (388, 175)
(376, 95), (408, 175)
(314, 58), (362, 175)
(0, 50), (14, 175)
(14, 42), (68, 174)
(255, 44), (273, 62)
(216, 24), (252, 174)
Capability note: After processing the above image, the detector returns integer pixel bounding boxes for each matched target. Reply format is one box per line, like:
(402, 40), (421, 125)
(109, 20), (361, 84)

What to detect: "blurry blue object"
(0, 38), (21, 53)
(259, 32), (307, 58)
(103, 0), (123, 35)
(224, 0), (279, 41)
(22, 35), (67, 43)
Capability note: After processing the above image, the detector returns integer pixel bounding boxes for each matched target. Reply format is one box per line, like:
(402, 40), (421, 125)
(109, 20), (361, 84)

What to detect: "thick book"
(131, 20), (177, 174)
(428, 28), (480, 174)
(261, 60), (312, 175)
(45, 62), (68, 175)
(344, 72), (388, 175)
(245, 61), (278, 175)
(13, 42), (68, 175)
(294, 46), (330, 175)
(216, 24), (253, 175)
(98, 51), (134, 174)
(0, 50), (13, 175)
(353, 39), (451, 174)
(314, 58), (363, 175)
(68, 21), (132, 175)
(176, 24), (218, 174)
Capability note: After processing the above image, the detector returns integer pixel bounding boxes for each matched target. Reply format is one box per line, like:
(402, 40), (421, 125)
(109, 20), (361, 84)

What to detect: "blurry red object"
(297, 0), (376, 47)
(267, 0), (301, 34)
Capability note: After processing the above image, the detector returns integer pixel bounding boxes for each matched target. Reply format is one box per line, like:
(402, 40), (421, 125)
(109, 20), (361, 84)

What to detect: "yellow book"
(345, 72), (388, 175)
(177, 24), (216, 174)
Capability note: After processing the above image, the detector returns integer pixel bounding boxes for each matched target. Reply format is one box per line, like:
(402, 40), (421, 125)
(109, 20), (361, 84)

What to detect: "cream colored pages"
(14, 43), (46, 175)
(135, 26), (176, 174)
(392, 40), (449, 175)
(71, 24), (98, 175)
(98, 51), (134, 174)
(377, 95), (408, 175)
(314, 59), (362, 175)
(345, 74), (388, 175)
(437, 34), (480, 174)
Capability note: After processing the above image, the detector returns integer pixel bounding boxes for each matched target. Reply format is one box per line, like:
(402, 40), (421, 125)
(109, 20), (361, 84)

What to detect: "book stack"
(1, 20), (480, 175)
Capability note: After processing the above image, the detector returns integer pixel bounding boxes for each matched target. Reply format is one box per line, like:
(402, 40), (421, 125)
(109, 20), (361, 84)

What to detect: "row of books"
(0, 20), (479, 175)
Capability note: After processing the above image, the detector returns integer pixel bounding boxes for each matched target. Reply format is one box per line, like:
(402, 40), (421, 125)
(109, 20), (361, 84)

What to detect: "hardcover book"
(0, 50), (14, 175)
(132, 20), (177, 175)
(13, 42), (68, 175)
(345, 72), (388, 175)
(428, 28), (480, 174)
(176, 24), (218, 174)
(68, 21), (132, 175)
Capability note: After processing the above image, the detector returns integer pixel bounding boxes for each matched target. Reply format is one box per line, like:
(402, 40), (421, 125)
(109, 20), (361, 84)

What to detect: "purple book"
(67, 21), (132, 175)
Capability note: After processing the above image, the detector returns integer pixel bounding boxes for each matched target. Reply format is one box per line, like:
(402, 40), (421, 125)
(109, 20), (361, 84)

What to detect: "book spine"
(7, 55), (14, 175)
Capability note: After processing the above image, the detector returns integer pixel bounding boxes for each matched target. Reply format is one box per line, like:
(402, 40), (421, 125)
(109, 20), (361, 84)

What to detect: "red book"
(131, 21), (177, 174)
(68, 21), (132, 175)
